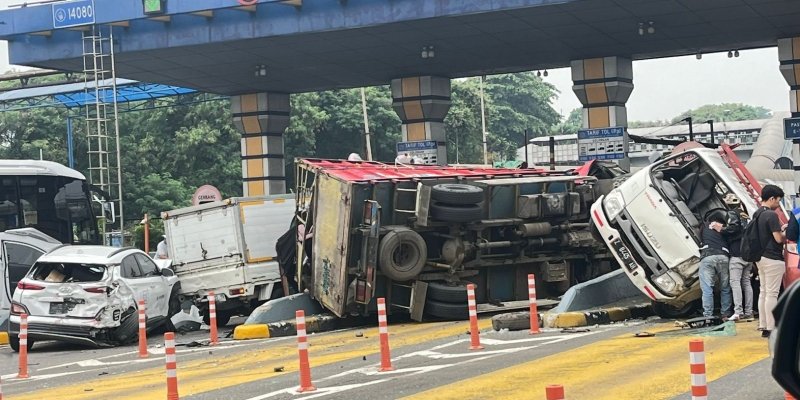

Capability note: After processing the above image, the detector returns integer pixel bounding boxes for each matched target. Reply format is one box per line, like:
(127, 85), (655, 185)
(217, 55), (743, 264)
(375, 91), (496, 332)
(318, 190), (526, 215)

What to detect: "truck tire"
(652, 300), (699, 319)
(378, 229), (427, 281)
(427, 281), (474, 303)
(431, 184), (484, 205)
(424, 299), (469, 320)
(430, 203), (483, 223)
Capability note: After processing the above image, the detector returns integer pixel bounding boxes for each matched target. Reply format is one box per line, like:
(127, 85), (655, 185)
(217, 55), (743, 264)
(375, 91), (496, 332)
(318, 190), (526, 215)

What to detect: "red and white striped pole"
(467, 284), (483, 351)
(165, 332), (179, 400)
(689, 340), (707, 400)
(17, 313), (30, 379)
(528, 274), (540, 335)
(138, 299), (148, 358)
(546, 385), (565, 400)
(787, 393), (797, 400)
(1, 369), (4, 400)
(377, 298), (394, 372)
(296, 310), (316, 392)
(207, 292), (219, 346)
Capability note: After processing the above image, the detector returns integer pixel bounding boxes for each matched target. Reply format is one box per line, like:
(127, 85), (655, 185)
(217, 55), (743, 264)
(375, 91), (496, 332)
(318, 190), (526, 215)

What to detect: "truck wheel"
(430, 203), (483, 223)
(378, 229), (427, 281)
(652, 300), (699, 319)
(427, 281), (474, 303)
(203, 310), (232, 327)
(424, 299), (469, 320)
(431, 184), (484, 205)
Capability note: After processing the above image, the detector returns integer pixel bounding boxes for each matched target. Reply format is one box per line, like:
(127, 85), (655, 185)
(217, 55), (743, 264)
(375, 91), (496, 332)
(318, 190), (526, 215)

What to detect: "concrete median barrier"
(234, 314), (340, 340)
(492, 303), (653, 330)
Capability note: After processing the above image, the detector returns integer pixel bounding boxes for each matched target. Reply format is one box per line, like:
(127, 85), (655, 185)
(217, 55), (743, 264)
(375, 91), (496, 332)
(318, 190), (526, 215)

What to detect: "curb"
(541, 304), (653, 328)
(233, 314), (340, 340)
(0, 332), (8, 345)
(492, 303), (653, 331)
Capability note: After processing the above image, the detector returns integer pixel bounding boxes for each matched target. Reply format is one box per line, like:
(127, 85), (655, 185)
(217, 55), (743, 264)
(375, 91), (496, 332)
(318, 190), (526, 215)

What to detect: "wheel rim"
(392, 242), (418, 272)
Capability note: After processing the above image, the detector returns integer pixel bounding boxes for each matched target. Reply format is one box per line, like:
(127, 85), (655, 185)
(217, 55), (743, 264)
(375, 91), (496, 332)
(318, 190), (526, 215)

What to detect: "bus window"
(0, 178), (19, 231)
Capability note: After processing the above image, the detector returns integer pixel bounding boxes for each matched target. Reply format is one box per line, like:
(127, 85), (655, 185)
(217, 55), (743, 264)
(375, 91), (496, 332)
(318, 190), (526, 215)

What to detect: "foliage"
(132, 218), (165, 251)
(670, 103), (772, 125)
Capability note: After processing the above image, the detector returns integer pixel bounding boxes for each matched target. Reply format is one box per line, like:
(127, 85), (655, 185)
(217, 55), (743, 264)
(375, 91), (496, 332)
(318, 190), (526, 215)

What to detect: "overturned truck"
(288, 159), (625, 320)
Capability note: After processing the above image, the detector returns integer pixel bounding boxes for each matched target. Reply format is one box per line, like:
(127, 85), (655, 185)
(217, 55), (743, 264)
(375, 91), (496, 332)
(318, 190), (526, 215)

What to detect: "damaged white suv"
(8, 246), (180, 351)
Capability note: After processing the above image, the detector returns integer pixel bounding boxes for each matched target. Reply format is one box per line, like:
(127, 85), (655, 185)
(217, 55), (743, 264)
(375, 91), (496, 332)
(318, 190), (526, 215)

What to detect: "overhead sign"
(192, 185), (222, 206)
(784, 117), (800, 140)
(53, 0), (95, 29)
(577, 126), (627, 162)
(143, 0), (166, 15)
(397, 140), (438, 165)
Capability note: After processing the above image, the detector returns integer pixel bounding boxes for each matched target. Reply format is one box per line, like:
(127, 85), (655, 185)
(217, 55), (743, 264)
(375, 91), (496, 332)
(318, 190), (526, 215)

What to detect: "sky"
(0, 0), (789, 123)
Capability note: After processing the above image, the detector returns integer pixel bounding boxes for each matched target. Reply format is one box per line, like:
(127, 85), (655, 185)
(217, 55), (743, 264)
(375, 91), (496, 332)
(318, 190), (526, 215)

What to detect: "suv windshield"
(30, 262), (106, 283)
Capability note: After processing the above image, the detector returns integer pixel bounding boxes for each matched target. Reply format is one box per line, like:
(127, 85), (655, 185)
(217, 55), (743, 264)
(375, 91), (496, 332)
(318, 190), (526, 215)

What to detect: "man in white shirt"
(156, 235), (169, 259)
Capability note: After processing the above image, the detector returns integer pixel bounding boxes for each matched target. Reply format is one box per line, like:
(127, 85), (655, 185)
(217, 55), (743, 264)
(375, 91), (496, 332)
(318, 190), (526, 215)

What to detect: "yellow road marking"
(8, 319), (491, 400)
(405, 322), (768, 400)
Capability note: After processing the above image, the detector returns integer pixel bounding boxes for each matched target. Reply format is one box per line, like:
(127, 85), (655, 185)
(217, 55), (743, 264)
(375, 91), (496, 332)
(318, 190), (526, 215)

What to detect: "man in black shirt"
(755, 185), (786, 338)
(699, 209), (733, 317)
(720, 193), (753, 322)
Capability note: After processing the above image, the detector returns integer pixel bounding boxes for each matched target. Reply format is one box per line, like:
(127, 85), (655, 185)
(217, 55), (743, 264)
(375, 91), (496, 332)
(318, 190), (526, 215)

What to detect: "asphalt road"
(0, 317), (785, 400)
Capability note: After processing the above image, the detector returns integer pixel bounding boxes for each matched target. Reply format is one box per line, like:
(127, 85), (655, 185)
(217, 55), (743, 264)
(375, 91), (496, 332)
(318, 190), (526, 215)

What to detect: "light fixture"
(647, 21), (655, 34)
(734, 50), (740, 58)
(543, 70), (548, 77)
(696, 53), (702, 60)
(421, 46), (434, 59)
(638, 22), (644, 36)
(728, 51), (733, 58)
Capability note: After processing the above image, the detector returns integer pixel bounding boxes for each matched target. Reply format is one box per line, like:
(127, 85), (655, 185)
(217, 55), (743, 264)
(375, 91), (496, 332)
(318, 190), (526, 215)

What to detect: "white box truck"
(163, 195), (295, 326)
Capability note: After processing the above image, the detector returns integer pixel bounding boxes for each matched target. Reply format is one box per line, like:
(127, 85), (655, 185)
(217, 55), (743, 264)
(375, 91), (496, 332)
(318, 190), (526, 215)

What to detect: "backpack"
(740, 208), (767, 262)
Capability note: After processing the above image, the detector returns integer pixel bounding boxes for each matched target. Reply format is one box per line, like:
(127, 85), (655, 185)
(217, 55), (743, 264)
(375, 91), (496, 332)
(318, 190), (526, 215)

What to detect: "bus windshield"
(0, 166), (100, 245)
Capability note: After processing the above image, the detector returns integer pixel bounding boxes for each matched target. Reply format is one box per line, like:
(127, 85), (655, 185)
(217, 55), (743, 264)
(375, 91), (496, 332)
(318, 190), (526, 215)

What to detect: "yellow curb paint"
(0, 331), (8, 345)
(233, 324), (270, 340)
(404, 322), (768, 400)
(9, 319), (493, 400)
(551, 313), (588, 328)
(605, 307), (631, 321)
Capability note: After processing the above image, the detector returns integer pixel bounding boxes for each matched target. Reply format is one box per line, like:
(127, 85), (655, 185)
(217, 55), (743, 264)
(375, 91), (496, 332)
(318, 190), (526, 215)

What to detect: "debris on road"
(355, 332), (363, 338)
(634, 331), (655, 337)
(274, 366), (284, 372)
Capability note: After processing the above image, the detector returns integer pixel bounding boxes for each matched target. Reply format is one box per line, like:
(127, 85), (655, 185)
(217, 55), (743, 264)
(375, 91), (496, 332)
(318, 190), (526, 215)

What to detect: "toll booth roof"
(298, 158), (584, 183)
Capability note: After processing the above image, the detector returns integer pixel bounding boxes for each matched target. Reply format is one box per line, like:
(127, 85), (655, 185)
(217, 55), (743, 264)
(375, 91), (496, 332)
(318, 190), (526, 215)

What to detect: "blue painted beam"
(3, 0), (569, 65)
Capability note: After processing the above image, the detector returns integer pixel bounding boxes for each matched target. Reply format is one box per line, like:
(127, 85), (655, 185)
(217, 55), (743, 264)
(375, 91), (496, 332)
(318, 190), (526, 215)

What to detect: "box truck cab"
(590, 147), (758, 317)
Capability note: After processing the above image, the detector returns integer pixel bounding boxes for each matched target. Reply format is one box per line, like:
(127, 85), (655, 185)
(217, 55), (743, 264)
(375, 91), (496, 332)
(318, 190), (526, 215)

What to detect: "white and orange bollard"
(377, 298), (395, 372)
(1, 368), (4, 400)
(528, 274), (540, 335)
(296, 310), (316, 392)
(17, 313), (30, 379)
(165, 332), (179, 400)
(787, 392), (797, 400)
(546, 385), (565, 400)
(208, 292), (220, 346)
(689, 340), (707, 400)
(138, 299), (148, 358)
(467, 284), (483, 351)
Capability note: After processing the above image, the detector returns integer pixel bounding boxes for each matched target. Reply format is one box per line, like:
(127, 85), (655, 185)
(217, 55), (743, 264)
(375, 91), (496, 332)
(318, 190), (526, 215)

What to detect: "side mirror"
(771, 279), (800, 396)
(160, 268), (175, 277)
(104, 202), (116, 224)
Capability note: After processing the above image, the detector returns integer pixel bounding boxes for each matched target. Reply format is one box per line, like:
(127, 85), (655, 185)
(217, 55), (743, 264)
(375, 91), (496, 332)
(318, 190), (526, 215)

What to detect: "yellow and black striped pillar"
(231, 93), (290, 196)
(778, 38), (800, 201)
(391, 76), (451, 164)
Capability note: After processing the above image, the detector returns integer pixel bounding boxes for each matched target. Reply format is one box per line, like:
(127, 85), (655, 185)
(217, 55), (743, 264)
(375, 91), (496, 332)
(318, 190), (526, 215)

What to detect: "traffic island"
(492, 303), (654, 331)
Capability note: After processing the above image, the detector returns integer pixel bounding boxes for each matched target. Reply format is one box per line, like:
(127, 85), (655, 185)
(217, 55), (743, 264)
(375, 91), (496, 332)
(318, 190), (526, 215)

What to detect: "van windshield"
(30, 262), (106, 283)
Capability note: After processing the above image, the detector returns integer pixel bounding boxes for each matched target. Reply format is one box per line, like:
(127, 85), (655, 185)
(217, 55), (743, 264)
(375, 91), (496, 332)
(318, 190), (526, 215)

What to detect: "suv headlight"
(603, 189), (626, 221)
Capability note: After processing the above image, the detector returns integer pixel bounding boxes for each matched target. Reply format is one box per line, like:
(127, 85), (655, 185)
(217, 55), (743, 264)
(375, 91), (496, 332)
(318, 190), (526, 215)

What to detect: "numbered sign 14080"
(53, 0), (95, 29)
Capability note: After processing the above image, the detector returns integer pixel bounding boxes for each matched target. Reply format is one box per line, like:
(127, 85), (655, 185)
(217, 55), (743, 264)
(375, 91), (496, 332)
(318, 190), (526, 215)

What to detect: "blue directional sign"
(397, 140), (437, 153)
(577, 126), (626, 162)
(53, 0), (95, 29)
(784, 117), (800, 140)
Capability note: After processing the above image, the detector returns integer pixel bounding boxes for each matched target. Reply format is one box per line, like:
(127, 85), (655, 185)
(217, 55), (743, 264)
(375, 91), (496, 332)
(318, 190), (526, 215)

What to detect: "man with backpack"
(719, 194), (753, 322)
(699, 208), (733, 318)
(740, 184), (787, 338)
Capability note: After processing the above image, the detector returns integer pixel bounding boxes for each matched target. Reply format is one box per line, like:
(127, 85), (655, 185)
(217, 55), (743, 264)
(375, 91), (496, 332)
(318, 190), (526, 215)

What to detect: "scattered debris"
(274, 366), (285, 372)
(355, 332), (363, 338)
(674, 321), (690, 328)
(362, 356), (367, 361)
(184, 341), (206, 348)
(85, 389), (94, 392)
(98, 372), (108, 376)
(561, 328), (590, 333)
(172, 305), (204, 333)
(634, 331), (655, 338)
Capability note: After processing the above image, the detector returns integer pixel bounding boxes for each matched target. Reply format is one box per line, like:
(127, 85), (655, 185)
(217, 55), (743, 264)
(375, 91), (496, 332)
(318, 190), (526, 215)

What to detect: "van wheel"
(203, 310), (232, 327)
(431, 184), (484, 205)
(378, 229), (427, 281)
(652, 300), (699, 319)
(430, 203), (483, 223)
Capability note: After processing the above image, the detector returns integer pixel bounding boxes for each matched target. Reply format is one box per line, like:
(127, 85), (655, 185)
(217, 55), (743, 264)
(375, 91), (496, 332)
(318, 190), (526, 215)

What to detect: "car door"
(120, 254), (151, 313)
(134, 253), (171, 318)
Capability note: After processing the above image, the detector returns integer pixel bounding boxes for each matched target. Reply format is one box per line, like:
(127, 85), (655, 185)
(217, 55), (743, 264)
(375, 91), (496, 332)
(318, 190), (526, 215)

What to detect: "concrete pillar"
(391, 76), (451, 165)
(231, 93), (290, 196)
(778, 38), (800, 205)
(571, 57), (634, 170)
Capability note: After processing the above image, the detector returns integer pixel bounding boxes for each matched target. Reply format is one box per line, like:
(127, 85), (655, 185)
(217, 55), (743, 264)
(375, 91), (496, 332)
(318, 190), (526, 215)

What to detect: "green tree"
(671, 103), (772, 125)
(551, 108), (583, 135)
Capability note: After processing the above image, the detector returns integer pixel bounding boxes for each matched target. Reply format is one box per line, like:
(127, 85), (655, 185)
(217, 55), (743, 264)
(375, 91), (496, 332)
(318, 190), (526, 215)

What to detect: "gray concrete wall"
(553, 269), (648, 313)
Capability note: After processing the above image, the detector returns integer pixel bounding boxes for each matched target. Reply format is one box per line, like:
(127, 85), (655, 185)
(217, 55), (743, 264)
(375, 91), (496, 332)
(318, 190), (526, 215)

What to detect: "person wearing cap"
(156, 235), (169, 259)
(699, 208), (733, 318)
(720, 193), (753, 322)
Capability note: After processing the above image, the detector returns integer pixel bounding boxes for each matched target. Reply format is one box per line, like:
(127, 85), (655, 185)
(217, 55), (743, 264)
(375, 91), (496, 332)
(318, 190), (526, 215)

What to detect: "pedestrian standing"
(720, 193), (754, 322)
(751, 185), (787, 338)
(698, 209), (733, 318)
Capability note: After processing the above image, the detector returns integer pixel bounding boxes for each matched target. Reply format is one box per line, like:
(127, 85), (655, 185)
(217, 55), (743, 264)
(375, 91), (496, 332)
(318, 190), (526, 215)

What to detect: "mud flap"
(410, 281), (428, 322)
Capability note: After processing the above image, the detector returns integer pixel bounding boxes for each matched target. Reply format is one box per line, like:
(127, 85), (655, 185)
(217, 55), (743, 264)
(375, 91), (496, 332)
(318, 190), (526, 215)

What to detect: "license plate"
(611, 239), (638, 271)
(49, 302), (75, 314)
(215, 294), (226, 303)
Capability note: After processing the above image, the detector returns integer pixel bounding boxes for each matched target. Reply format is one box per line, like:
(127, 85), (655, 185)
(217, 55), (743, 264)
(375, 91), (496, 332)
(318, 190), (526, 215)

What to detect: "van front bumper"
(590, 198), (674, 301)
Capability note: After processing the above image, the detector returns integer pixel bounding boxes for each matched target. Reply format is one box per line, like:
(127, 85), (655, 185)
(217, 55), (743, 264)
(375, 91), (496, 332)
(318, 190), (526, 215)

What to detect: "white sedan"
(8, 246), (180, 351)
